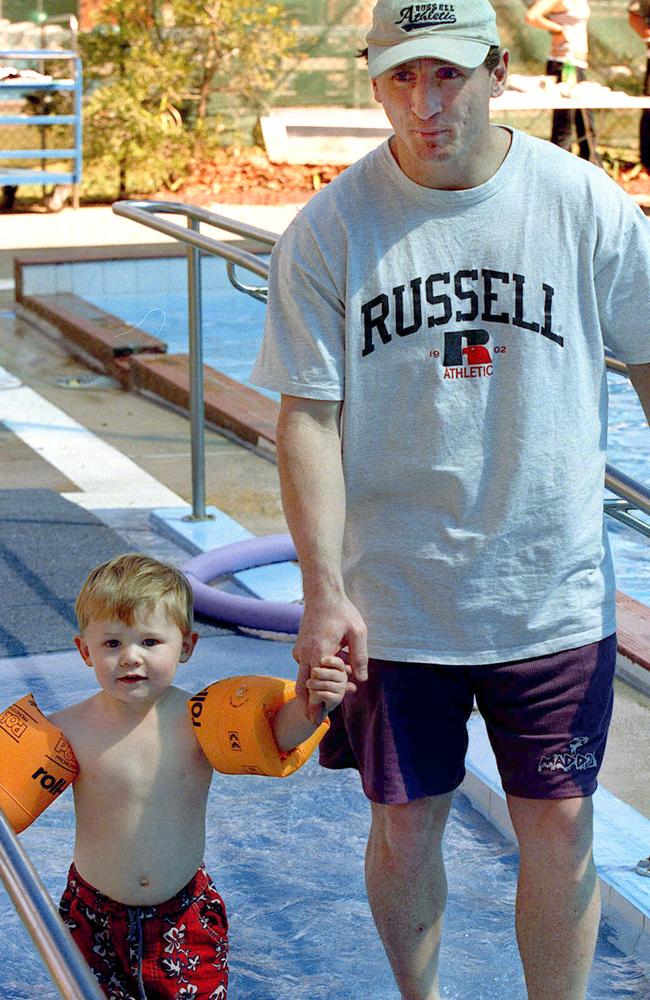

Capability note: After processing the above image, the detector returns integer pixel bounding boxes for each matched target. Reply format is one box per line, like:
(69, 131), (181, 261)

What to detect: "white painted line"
(64, 490), (184, 510)
(0, 370), (22, 389)
(0, 365), (184, 509)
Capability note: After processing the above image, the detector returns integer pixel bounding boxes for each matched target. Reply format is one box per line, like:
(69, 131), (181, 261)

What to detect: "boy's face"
(75, 605), (198, 708)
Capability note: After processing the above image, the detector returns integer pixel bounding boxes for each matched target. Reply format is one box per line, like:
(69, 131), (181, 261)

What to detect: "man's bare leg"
(508, 794), (600, 1000)
(365, 793), (453, 1000)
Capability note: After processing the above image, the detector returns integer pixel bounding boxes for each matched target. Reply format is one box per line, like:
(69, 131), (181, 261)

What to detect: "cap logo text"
(396, 4), (457, 32)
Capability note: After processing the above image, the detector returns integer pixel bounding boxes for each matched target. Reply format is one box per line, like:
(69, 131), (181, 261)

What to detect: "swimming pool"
(2, 635), (649, 1000)
(71, 256), (271, 399)
(70, 254), (650, 607)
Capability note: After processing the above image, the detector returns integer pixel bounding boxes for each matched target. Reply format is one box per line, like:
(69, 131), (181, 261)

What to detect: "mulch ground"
(163, 148), (650, 205)
(159, 149), (349, 205)
(5, 146), (650, 210)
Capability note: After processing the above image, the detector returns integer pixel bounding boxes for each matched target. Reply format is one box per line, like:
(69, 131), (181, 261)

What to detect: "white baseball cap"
(367, 0), (501, 78)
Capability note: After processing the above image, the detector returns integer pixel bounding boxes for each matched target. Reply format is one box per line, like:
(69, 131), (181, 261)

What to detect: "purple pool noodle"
(182, 533), (303, 633)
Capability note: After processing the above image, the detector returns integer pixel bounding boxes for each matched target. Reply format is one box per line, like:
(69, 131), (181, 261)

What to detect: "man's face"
(372, 53), (508, 188)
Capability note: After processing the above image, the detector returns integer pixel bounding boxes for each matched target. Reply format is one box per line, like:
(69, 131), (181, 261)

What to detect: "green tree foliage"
(172, 1), (299, 138)
(80, 0), (299, 196)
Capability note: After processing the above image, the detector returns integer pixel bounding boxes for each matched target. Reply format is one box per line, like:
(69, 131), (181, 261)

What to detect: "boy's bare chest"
(73, 711), (209, 801)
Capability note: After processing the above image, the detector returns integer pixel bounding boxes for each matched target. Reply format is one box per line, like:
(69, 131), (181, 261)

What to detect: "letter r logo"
(443, 329), (490, 366)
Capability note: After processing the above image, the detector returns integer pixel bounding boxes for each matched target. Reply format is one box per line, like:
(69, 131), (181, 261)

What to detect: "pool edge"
(14, 245), (279, 455)
(461, 718), (650, 967)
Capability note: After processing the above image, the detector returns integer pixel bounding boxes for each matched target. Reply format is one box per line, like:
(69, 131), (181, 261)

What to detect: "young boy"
(48, 552), (354, 1000)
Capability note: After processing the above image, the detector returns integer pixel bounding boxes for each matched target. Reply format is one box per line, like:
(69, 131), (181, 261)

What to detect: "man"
(251, 1), (650, 998)
(629, 0), (650, 172)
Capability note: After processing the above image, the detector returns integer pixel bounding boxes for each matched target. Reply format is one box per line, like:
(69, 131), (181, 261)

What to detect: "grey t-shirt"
(251, 129), (650, 664)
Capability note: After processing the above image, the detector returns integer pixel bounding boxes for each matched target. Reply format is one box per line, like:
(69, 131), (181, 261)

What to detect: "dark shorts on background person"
(320, 634), (617, 804)
(59, 863), (228, 1000)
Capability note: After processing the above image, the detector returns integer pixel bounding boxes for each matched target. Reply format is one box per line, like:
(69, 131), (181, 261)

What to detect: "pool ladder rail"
(0, 808), (104, 999)
(112, 199), (650, 533)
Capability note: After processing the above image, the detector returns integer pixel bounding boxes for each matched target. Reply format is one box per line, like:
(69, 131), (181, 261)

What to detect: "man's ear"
(491, 49), (509, 98)
(372, 77), (382, 104)
(179, 631), (199, 663)
(74, 634), (93, 667)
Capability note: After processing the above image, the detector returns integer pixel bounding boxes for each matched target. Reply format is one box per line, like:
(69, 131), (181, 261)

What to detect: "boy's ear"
(74, 634), (93, 667)
(179, 631), (199, 663)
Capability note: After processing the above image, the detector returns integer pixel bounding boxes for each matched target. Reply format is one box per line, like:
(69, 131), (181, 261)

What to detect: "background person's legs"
(507, 794), (600, 1000)
(574, 108), (602, 165)
(365, 793), (453, 1000)
(640, 57), (650, 171)
(551, 108), (574, 151)
(548, 62), (600, 164)
(547, 60), (573, 152)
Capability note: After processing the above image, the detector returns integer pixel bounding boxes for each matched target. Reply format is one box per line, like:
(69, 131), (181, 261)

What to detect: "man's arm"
(277, 394), (368, 722)
(627, 362), (650, 423)
(525, 0), (565, 34)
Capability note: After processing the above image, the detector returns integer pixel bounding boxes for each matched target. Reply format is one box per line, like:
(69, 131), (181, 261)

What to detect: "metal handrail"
(113, 200), (272, 519)
(605, 464), (650, 536)
(0, 809), (104, 999)
(111, 199), (650, 537)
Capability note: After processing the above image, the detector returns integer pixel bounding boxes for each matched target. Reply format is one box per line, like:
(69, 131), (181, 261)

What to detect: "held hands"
(293, 591), (369, 725)
(304, 656), (357, 725)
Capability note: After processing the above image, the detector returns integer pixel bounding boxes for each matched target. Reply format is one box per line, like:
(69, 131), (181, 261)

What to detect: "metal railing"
(111, 200), (650, 535)
(113, 200), (274, 520)
(0, 809), (105, 999)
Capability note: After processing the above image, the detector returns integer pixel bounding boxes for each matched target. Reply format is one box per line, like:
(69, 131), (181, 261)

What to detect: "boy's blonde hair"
(75, 553), (194, 634)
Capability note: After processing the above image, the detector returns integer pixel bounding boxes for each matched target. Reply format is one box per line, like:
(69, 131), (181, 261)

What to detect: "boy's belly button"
(139, 876), (150, 886)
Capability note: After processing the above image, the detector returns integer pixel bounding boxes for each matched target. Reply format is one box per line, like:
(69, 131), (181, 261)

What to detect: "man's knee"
(369, 793), (453, 864)
(508, 794), (594, 861)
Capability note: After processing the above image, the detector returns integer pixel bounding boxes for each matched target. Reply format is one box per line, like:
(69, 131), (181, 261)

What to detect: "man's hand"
(293, 592), (368, 723)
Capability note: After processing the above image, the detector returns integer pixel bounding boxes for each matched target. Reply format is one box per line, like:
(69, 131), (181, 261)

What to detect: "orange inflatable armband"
(0, 694), (79, 833)
(188, 675), (329, 778)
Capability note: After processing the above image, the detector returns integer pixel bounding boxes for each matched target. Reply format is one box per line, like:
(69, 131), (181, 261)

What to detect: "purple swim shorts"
(319, 634), (617, 804)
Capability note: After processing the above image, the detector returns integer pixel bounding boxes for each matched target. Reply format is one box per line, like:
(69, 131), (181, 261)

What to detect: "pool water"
(88, 256), (271, 399)
(1, 638), (649, 1000)
(82, 255), (650, 605)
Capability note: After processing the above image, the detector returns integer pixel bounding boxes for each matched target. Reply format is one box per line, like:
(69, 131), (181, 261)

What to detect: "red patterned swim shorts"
(59, 863), (228, 1000)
